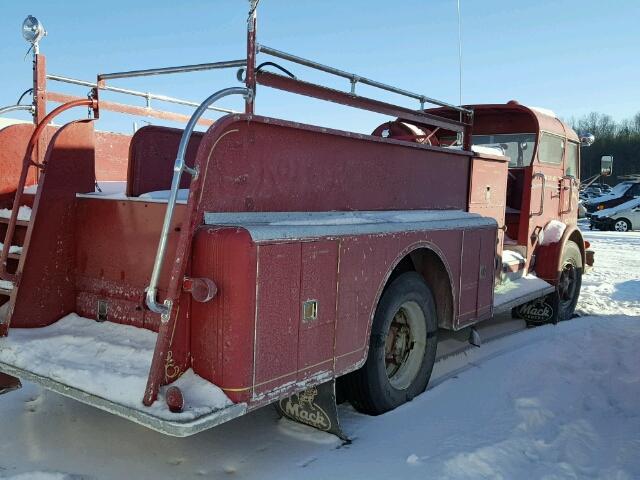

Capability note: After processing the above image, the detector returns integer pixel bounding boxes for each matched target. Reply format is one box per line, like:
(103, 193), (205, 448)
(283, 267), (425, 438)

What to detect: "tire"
(344, 272), (438, 415)
(613, 218), (631, 232)
(554, 240), (583, 321)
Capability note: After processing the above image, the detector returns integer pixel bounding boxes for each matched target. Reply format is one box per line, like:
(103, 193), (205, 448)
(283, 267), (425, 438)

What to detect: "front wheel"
(555, 240), (583, 321)
(344, 272), (438, 415)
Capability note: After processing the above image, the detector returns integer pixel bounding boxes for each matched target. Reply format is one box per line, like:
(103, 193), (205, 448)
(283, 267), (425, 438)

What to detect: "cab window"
(565, 141), (579, 178)
(538, 132), (565, 165)
(472, 133), (536, 167)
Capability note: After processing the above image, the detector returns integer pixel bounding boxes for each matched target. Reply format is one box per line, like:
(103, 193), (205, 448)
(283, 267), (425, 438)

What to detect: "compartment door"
(297, 241), (339, 380)
(457, 228), (496, 328)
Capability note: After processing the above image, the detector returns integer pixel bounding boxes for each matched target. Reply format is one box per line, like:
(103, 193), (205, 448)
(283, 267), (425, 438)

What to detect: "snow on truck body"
(0, 7), (591, 436)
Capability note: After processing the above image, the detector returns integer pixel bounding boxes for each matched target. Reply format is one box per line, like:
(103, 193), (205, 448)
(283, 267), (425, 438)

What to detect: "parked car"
(584, 186), (602, 196)
(590, 197), (640, 231)
(584, 180), (640, 216)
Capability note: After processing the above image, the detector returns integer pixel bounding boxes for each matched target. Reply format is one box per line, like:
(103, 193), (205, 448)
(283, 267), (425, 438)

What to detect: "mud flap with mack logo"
(276, 380), (350, 443)
(515, 294), (557, 325)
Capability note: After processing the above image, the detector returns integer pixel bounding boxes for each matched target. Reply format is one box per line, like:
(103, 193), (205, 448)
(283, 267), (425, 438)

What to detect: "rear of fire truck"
(0, 4), (592, 438)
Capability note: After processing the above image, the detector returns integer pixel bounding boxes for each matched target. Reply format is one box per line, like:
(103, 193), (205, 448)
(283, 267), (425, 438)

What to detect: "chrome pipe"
(98, 59), (247, 81)
(0, 104), (34, 116)
(47, 74), (238, 115)
(145, 86), (251, 320)
(257, 44), (472, 115)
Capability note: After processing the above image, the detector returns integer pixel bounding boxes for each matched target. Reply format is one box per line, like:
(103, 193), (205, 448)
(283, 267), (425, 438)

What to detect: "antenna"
(456, 0), (463, 109)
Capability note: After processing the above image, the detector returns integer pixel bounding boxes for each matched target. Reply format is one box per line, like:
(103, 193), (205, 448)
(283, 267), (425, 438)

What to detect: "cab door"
(522, 132), (566, 254)
(560, 141), (580, 225)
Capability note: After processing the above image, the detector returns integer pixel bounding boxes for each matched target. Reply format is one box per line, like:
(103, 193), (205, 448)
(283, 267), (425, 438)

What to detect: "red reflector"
(166, 386), (184, 413)
(584, 240), (591, 249)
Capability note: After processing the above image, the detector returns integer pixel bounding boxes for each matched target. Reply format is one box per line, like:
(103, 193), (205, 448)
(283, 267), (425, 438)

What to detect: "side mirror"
(600, 155), (613, 176)
(580, 133), (595, 147)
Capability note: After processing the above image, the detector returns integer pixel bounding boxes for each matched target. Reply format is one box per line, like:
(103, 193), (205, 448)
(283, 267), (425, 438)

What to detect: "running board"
(493, 275), (555, 315)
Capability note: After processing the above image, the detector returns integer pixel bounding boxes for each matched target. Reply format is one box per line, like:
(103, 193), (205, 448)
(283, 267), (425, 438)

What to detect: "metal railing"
(257, 44), (472, 114)
(145, 86), (251, 319)
(47, 74), (238, 115)
(0, 104), (34, 116)
(97, 59), (246, 81)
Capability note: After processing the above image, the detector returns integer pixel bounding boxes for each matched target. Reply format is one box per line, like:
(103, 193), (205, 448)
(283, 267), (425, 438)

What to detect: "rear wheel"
(344, 272), (438, 415)
(613, 218), (631, 232)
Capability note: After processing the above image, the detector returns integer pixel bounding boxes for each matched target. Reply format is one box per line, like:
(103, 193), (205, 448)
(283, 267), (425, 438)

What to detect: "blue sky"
(0, 0), (638, 134)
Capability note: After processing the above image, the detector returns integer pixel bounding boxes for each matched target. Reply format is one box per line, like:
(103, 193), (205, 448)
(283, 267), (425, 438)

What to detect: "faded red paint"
(127, 126), (203, 197)
(4, 121), (95, 333)
(1, 97), (580, 423)
(189, 227), (257, 403)
(0, 124), (38, 201)
(195, 115), (472, 213)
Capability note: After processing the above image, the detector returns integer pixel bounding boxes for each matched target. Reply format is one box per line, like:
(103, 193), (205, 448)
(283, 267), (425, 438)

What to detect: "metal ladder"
(0, 98), (97, 334)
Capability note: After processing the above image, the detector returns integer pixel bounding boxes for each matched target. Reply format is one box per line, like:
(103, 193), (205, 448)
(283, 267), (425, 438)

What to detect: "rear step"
(0, 280), (14, 296)
(501, 248), (527, 282)
(0, 314), (246, 436)
(0, 218), (30, 227)
(1, 208), (31, 277)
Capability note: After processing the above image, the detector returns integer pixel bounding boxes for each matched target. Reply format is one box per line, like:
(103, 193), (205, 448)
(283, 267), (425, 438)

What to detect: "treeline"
(569, 112), (640, 183)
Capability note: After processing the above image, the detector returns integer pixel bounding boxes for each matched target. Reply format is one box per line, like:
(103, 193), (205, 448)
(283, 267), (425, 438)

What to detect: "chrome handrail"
(98, 59), (246, 81)
(257, 44), (473, 115)
(47, 75), (238, 115)
(0, 104), (34, 116)
(145, 86), (251, 319)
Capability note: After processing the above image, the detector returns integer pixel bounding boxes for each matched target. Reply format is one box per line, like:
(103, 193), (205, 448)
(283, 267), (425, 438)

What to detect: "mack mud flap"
(276, 380), (350, 442)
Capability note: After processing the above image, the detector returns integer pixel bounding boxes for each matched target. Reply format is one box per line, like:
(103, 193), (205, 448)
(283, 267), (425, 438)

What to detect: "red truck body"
(0, 7), (590, 437)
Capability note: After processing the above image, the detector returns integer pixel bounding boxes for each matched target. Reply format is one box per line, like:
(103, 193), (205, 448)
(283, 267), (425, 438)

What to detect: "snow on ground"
(0, 228), (639, 479)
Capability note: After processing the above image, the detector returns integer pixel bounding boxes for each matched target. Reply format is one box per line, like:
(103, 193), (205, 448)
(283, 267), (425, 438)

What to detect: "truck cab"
(421, 101), (583, 274)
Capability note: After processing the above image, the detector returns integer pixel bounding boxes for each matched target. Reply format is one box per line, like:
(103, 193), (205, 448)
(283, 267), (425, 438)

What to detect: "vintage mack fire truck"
(0, 5), (593, 437)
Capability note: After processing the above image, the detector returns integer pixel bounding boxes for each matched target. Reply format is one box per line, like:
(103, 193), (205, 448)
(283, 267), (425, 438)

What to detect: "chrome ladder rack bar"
(257, 44), (472, 115)
(46, 75), (239, 115)
(98, 59), (246, 81)
(0, 104), (34, 116)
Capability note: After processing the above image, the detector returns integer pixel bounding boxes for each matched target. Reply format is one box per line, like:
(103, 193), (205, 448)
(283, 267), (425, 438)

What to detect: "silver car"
(589, 197), (640, 232)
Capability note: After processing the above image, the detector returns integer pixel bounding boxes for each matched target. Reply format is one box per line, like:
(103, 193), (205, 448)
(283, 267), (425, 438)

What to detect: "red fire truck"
(0, 5), (593, 437)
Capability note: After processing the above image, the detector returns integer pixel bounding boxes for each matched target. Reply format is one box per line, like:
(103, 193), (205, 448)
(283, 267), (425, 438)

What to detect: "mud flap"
(0, 372), (22, 395)
(515, 294), (557, 326)
(276, 380), (350, 443)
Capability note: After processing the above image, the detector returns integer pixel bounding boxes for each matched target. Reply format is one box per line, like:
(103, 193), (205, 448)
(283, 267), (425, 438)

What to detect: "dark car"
(584, 180), (640, 215)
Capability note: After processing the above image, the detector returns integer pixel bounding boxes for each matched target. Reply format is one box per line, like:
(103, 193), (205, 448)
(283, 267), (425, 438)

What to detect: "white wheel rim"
(384, 301), (427, 390)
(615, 220), (628, 232)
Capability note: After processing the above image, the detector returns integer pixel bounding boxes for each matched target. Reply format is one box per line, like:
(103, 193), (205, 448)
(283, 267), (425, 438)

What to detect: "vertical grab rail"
(143, 86), (251, 406)
(559, 175), (575, 215)
(530, 172), (546, 217)
(144, 87), (251, 320)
